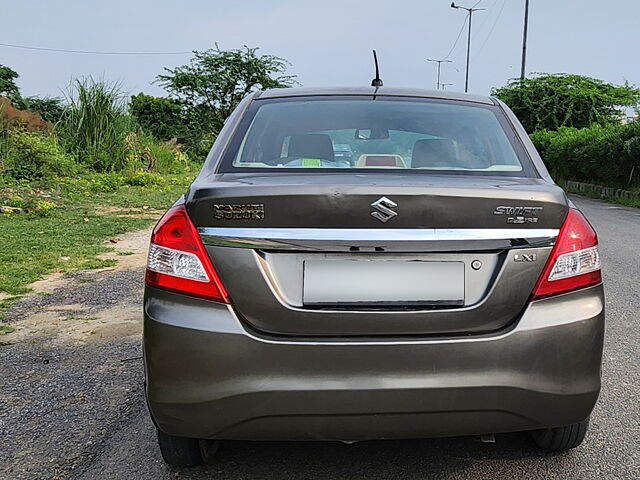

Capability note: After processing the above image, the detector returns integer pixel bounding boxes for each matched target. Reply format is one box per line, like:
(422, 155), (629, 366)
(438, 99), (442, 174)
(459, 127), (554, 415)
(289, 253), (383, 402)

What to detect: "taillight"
(145, 205), (230, 303)
(531, 208), (601, 300)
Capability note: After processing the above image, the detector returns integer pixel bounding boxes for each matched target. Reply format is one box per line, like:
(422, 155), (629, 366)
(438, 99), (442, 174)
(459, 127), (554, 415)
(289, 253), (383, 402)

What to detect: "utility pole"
(440, 82), (454, 90)
(427, 58), (452, 90)
(520, 0), (530, 81)
(451, 2), (485, 93)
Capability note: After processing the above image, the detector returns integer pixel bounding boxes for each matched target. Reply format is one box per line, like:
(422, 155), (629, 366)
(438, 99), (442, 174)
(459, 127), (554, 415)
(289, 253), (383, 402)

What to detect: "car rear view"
(143, 88), (604, 467)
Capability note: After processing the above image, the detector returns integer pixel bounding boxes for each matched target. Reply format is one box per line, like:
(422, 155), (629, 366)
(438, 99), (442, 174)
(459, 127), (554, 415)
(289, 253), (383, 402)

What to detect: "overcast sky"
(2, 0), (639, 99)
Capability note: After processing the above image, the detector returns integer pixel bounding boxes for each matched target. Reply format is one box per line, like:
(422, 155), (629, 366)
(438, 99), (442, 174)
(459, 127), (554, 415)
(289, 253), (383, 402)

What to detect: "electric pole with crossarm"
(427, 58), (452, 90)
(451, 2), (485, 92)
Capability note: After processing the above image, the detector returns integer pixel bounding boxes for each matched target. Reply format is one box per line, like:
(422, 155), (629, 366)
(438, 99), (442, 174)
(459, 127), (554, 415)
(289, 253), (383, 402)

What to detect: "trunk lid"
(187, 173), (568, 337)
(188, 173), (567, 229)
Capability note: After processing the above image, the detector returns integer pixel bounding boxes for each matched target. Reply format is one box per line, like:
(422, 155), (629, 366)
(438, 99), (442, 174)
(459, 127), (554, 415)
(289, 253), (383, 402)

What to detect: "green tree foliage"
(0, 64), (21, 101)
(18, 96), (67, 123)
(130, 93), (186, 141)
(492, 74), (640, 133)
(0, 65), (67, 123)
(530, 121), (640, 187)
(156, 46), (297, 155)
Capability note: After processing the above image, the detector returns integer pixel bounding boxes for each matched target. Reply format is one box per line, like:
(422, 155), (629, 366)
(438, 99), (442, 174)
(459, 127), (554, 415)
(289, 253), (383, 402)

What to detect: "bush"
(124, 171), (165, 187)
(18, 96), (67, 124)
(34, 199), (56, 216)
(1, 73), (195, 186)
(0, 129), (76, 181)
(130, 93), (185, 141)
(493, 74), (640, 133)
(531, 121), (640, 187)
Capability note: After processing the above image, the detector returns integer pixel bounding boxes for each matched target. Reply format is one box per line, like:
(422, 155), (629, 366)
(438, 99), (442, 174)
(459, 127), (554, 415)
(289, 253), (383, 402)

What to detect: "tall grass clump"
(58, 78), (134, 171)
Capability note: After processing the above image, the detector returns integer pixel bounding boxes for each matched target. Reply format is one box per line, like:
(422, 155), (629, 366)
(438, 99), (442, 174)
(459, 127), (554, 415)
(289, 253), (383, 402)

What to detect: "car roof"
(256, 86), (495, 105)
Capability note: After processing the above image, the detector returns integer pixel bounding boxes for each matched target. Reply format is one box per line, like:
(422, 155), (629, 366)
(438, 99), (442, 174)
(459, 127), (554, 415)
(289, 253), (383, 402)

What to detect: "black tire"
(157, 429), (204, 468)
(531, 417), (590, 451)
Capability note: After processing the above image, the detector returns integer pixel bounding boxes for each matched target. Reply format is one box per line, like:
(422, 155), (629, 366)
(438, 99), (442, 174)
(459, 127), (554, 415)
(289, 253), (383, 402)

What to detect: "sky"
(2, 0), (639, 100)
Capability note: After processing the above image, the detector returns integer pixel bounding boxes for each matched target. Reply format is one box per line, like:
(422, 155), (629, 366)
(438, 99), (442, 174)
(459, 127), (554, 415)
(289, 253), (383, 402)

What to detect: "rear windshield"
(219, 97), (528, 175)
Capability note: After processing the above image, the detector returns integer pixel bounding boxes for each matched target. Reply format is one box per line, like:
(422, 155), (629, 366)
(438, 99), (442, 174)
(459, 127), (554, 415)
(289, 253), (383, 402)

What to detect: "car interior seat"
(411, 138), (459, 168)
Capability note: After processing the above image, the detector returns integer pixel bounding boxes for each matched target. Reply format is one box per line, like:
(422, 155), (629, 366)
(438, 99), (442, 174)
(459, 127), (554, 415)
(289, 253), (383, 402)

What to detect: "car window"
(227, 98), (524, 173)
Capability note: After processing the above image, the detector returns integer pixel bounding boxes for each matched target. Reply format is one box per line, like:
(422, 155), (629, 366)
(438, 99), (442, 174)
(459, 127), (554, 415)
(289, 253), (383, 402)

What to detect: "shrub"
(18, 96), (67, 124)
(124, 171), (165, 187)
(493, 74), (640, 133)
(130, 93), (186, 141)
(0, 129), (76, 181)
(34, 199), (56, 216)
(88, 172), (125, 192)
(124, 130), (191, 174)
(531, 121), (640, 187)
(8, 196), (25, 208)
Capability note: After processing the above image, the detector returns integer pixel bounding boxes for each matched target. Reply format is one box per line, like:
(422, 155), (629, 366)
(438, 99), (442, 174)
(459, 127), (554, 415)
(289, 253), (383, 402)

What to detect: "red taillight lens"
(145, 205), (230, 303)
(531, 208), (601, 300)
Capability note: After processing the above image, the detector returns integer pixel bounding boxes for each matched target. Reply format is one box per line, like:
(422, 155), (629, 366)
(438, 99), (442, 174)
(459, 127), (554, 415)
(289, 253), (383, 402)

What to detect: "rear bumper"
(144, 284), (604, 441)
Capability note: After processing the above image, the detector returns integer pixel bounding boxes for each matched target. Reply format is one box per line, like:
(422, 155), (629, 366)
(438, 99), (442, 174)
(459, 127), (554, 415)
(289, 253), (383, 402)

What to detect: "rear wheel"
(157, 429), (219, 468)
(531, 418), (590, 451)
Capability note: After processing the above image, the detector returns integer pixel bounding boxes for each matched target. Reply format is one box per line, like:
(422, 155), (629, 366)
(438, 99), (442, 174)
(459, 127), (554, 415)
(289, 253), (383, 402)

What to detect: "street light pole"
(427, 58), (452, 89)
(520, 0), (530, 81)
(451, 2), (485, 93)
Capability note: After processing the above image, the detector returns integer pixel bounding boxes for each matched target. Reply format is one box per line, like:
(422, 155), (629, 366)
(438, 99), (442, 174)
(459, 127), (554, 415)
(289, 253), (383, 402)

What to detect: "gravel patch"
(0, 336), (143, 480)
(5, 269), (144, 323)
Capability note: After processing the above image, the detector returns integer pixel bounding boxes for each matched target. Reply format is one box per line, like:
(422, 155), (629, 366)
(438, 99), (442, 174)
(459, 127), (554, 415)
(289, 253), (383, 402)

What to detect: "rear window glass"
(223, 98), (526, 174)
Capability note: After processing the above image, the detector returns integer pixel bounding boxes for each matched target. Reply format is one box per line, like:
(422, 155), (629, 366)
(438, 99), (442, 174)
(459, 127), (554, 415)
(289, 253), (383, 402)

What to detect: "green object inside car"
(302, 158), (322, 167)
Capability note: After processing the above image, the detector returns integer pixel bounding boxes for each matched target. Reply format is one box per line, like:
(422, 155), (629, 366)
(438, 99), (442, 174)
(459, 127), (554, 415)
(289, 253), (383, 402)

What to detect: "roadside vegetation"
(493, 74), (640, 197)
(1, 54), (638, 300)
(0, 46), (296, 300)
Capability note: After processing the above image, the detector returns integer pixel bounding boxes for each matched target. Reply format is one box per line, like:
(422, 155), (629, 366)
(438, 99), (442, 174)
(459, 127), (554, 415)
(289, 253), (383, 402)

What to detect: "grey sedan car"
(143, 87), (604, 468)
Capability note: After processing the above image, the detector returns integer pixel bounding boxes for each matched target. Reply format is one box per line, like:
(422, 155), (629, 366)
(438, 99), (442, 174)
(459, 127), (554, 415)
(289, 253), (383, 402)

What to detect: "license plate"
(302, 259), (465, 306)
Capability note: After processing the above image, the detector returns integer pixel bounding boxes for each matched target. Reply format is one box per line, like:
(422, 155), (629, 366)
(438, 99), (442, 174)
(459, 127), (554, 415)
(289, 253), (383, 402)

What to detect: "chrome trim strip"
(199, 227), (558, 250)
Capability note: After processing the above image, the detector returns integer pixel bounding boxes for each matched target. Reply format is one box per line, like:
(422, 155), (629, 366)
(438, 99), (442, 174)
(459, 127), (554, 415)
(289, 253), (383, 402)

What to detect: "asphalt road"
(1, 195), (639, 480)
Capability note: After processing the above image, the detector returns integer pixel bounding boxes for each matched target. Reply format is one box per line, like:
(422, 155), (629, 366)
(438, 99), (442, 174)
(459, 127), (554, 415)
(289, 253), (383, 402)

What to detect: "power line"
(451, 2), (486, 93)
(477, 0), (507, 54)
(0, 41), (192, 56)
(444, 15), (469, 60)
(472, 0), (499, 40)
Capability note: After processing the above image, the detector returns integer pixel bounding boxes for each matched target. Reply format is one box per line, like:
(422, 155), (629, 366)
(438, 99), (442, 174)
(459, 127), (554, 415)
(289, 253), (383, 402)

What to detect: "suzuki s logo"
(370, 196), (398, 223)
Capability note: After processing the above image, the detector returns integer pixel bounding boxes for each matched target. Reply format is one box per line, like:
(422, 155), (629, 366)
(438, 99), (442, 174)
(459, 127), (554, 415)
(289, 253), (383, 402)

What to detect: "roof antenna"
(371, 50), (383, 87)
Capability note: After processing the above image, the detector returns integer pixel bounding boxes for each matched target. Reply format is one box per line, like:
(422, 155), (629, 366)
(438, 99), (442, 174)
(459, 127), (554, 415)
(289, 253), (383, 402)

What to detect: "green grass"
(562, 180), (640, 208)
(0, 172), (193, 295)
(0, 325), (15, 335)
(63, 316), (99, 322)
(76, 277), (97, 284)
(0, 296), (23, 322)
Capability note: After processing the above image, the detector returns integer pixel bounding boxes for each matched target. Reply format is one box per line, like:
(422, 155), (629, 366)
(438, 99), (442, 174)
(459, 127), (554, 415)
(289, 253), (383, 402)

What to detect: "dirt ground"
(0, 227), (153, 480)
(2, 227), (151, 345)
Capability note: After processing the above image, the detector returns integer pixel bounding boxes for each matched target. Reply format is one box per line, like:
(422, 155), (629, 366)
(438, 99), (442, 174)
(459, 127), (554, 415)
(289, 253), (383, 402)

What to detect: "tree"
(156, 46), (297, 154)
(130, 93), (186, 141)
(0, 64), (21, 102)
(492, 74), (640, 133)
(18, 97), (66, 123)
